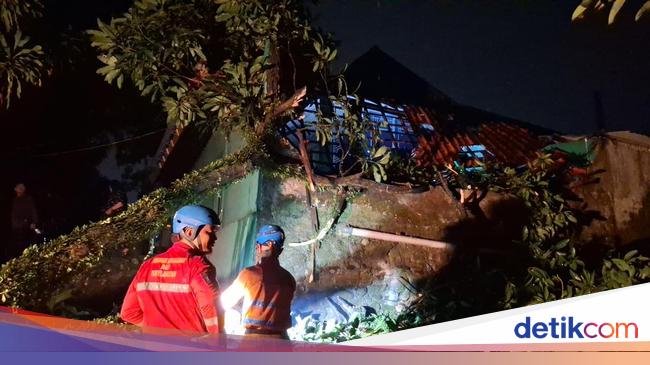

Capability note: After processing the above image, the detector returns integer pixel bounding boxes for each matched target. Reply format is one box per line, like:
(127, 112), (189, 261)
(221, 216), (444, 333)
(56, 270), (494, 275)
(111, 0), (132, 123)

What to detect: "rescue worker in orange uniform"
(221, 225), (296, 339)
(120, 205), (223, 334)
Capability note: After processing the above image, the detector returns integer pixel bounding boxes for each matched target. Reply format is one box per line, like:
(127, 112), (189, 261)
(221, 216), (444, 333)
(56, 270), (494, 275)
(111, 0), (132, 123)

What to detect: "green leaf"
(116, 74), (124, 89)
(351, 316), (360, 329)
(372, 165), (381, 182)
(215, 12), (233, 22)
(141, 83), (155, 96)
(14, 30), (27, 49)
(636, 1), (650, 21)
(623, 250), (639, 261)
(104, 69), (121, 84)
(378, 153), (391, 165)
(554, 239), (569, 250)
(566, 214), (578, 224)
(639, 267), (650, 279)
(373, 146), (388, 158)
(250, 62), (261, 74)
(572, 0), (595, 21)
(611, 258), (634, 274)
(194, 47), (206, 61)
(328, 49), (338, 62)
(172, 78), (187, 89)
(609, 0), (627, 25)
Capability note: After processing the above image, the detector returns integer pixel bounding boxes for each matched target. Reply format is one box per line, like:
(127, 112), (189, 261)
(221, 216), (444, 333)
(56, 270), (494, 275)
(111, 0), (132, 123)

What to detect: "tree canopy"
(87, 0), (320, 142)
(572, 0), (650, 24)
(86, 0), (396, 182)
(0, 0), (44, 108)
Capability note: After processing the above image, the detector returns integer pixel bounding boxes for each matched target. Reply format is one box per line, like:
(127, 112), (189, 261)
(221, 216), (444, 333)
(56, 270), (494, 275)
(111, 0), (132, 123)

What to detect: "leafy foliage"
(297, 153), (650, 343)
(572, 0), (650, 24)
(88, 1), (218, 104)
(0, 0), (45, 108)
(290, 311), (423, 343)
(0, 147), (259, 313)
(88, 0), (317, 140)
(487, 155), (650, 305)
(87, 0), (396, 182)
(0, 0), (43, 32)
(1, 0), (332, 317)
(307, 77), (393, 182)
(0, 30), (43, 108)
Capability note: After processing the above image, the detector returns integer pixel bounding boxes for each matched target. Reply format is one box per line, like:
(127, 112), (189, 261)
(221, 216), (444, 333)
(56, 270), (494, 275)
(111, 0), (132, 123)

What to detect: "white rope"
(287, 218), (335, 247)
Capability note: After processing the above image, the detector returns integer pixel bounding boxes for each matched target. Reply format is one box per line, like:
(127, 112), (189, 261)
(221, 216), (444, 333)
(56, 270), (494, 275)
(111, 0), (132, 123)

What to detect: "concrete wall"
(255, 176), (526, 323)
(193, 131), (650, 326)
(256, 144), (650, 325)
(577, 133), (650, 247)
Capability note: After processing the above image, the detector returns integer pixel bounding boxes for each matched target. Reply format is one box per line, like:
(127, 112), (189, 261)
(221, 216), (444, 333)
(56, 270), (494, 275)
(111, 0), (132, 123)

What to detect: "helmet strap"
(180, 226), (202, 250)
(256, 242), (280, 264)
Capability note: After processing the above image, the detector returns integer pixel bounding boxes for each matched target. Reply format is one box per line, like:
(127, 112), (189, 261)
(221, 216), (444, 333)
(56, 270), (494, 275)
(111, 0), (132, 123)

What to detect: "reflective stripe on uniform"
(136, 282), (191, 293)
(250, 300), (275, 309)
(243, 318), (277, 328)
(203, 316), (219, 327)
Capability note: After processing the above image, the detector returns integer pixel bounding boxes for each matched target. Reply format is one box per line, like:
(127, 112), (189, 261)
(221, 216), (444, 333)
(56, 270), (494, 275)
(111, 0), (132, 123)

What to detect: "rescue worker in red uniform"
(121, 205), (223, 334)
(221, 225), (296, 339)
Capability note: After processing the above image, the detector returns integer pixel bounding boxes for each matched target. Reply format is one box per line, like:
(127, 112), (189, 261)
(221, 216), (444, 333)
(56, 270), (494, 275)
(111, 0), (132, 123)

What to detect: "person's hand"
(30, 223), (36, 230)
(224, 309), (243, 335)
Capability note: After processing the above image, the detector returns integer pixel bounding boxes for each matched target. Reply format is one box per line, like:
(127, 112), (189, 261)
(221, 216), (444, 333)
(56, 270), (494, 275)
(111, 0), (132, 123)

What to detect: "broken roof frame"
(282, 95), (421, 175)
(281, 95), (548, 178)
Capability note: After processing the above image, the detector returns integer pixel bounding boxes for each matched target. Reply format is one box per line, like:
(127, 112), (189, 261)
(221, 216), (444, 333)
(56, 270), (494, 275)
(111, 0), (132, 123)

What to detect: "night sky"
(310, 0), (650, 135)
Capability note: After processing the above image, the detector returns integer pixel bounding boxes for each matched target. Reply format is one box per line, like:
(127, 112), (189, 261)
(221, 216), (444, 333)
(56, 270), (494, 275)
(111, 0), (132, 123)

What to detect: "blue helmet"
(256, 225), (285, 249)
(172, 205), (220, 238)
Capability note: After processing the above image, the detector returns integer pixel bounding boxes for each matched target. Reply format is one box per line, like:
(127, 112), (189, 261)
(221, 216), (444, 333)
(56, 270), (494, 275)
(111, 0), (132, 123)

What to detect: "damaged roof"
(152, 46), (558, 184)
(406, 105), (550, 168)
(282, 96), (554, 175)
(279, 46), (557, 174)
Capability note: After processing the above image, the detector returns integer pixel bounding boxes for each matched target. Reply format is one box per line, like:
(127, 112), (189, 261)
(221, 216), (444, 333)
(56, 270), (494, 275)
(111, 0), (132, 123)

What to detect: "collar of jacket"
(171, 241), (203, 255)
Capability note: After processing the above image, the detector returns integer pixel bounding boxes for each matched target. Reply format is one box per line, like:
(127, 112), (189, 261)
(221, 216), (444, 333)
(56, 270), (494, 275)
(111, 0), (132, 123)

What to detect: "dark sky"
(310, 0), (650, 135)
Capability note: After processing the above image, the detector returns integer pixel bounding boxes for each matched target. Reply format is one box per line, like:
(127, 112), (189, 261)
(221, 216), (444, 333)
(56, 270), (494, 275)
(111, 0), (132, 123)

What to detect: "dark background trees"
(0, 0), (161, 245)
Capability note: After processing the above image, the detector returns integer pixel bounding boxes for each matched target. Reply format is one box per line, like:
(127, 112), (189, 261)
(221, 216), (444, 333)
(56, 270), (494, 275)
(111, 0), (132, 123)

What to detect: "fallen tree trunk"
(0, 149), (260, 315)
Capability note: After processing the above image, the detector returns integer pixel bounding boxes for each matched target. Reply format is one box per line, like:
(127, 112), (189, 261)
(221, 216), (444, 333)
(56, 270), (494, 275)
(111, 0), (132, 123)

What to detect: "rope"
(287, 218), (335, 247)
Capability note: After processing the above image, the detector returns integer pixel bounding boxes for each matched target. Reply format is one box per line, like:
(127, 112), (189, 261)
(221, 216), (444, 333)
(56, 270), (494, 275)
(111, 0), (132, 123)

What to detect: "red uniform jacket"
(121, 242), (221, 334)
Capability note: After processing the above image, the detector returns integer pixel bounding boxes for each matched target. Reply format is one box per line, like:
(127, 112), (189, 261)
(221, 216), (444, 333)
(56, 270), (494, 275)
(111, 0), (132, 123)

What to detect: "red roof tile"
(404, 106), (548, 168)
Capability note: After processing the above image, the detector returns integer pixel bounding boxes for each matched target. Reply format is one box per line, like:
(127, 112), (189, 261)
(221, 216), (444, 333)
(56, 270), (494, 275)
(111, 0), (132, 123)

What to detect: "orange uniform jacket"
(229, 261), (296, 331)
(120, 242), (221, 334)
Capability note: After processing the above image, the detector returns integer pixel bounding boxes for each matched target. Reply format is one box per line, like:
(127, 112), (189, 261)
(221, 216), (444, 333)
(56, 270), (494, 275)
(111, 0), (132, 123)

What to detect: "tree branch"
(255, 86), (307, 137)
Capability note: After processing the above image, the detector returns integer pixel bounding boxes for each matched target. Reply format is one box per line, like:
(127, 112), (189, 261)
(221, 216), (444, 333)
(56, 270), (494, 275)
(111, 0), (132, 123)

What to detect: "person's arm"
(105, 201), (124, 216)
(220, 274), (246, 311)
(28, 196), (38, 228)
(220, 272), (247, 334)
(190, 259), (222, 334)
(120, 277), (143, 326)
